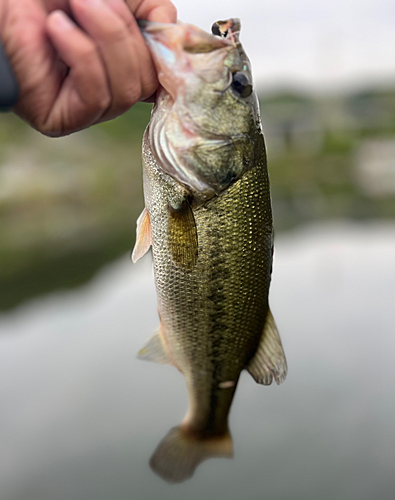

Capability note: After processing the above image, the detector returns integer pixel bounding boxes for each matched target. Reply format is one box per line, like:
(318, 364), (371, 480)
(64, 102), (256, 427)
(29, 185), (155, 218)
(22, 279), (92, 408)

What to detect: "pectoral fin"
(247, 308), (287, 385)
(132, 207), (152, 263)
(137, 330), (170, 364)
(168, 200), (198, 269)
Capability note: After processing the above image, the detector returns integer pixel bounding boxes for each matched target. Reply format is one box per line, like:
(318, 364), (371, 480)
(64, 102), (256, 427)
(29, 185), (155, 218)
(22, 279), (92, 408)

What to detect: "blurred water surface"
(0, 222), (394, 500)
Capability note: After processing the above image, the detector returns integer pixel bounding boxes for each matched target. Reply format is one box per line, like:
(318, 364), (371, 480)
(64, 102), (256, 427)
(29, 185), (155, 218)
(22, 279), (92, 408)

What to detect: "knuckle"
(99, 25), (127, 45)
(79, 73), (110, 111)
(78, 44), (100, 66)
(116, 87), (141, 112)
(95, 91), (111, 112)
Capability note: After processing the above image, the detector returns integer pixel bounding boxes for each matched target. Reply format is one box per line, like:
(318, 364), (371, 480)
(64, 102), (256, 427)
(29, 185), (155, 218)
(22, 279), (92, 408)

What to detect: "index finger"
(125, 0), (177, 23)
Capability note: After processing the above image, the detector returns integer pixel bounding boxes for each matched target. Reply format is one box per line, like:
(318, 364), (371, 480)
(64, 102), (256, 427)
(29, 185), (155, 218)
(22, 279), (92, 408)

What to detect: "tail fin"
(150, 426), (233, 483)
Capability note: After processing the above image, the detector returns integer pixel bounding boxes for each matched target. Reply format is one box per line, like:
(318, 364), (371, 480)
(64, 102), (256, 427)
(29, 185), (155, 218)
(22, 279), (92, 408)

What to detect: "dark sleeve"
(0, 40), (18, 111)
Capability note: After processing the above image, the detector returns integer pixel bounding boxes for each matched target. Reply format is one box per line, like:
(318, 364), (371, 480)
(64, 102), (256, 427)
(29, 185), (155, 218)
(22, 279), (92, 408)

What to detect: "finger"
(126, 0), (177, 23)
(106, 0), (159, 101)
(45, 10), (111, 135)
(70, 0), (157, 119)
(106, 0), (138, 26)
(43, 1), (72, 15)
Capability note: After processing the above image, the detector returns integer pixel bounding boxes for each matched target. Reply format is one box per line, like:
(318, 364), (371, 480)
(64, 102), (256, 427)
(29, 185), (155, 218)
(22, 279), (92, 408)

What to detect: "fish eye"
(211, 23), (221, 36)
(231, 72), (252, 98)
(211, 22), (228, 38)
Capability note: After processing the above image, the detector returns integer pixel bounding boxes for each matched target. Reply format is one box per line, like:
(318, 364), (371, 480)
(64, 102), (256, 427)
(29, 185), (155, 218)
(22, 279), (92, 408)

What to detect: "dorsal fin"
(247, 308), (287, 385)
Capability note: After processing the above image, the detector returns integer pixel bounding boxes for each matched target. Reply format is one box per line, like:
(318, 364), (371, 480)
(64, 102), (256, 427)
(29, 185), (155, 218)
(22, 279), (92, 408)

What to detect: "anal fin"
(247, 308), (287, 385)
(137, 329), (170, 364)
(132, 207), (152, 263)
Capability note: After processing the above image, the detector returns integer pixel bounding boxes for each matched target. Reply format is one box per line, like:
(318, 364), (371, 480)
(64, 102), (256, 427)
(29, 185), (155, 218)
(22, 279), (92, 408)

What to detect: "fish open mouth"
(139, 20), (240, 97)
(141, 19), (255, 199)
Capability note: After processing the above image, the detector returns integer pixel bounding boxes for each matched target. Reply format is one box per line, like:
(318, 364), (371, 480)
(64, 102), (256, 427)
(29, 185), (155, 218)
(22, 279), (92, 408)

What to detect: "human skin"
(0, 0), (177, 136)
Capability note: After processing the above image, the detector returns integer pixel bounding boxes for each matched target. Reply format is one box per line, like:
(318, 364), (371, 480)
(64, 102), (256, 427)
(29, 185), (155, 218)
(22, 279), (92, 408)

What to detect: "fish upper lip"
(139, 21), (233, 64)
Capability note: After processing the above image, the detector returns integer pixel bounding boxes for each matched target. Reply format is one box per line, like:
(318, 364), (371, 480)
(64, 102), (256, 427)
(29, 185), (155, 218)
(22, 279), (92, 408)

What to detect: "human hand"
(0, 0), (177, 136)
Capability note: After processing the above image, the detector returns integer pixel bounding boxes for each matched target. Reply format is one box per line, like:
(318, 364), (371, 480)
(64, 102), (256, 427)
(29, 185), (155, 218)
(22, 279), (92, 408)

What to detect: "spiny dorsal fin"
(168, 199), (198, 269)
(137, 330), (170, 364)
(132, 207), (152, 263)
(247, 308), (287, 385)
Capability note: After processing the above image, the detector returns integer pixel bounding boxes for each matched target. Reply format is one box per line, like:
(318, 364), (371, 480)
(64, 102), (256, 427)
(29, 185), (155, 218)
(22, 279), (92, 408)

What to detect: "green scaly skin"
(142, 126), (273, 438)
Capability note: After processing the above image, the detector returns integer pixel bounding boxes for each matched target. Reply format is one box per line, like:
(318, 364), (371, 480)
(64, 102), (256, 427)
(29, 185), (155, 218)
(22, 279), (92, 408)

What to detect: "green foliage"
(321, 130), (356, 155)
(1, 87), (395, 310)
(95, 102), (153, 143)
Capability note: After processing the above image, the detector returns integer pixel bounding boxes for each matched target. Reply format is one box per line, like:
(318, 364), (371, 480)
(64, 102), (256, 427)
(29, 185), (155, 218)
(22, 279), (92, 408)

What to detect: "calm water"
(0, 223), (394, 500)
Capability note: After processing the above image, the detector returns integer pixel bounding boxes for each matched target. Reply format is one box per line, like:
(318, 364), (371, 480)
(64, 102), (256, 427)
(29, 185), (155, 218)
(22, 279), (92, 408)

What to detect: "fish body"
(133, 19), (287, 482)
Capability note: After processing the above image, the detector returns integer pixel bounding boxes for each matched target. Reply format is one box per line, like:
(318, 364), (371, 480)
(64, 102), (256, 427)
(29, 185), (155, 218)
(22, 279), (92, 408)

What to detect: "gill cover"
(141, 19), (261, 200)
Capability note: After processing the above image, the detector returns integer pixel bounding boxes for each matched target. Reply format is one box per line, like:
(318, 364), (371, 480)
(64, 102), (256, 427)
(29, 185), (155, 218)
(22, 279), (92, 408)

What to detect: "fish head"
(141, 19), (264, 200)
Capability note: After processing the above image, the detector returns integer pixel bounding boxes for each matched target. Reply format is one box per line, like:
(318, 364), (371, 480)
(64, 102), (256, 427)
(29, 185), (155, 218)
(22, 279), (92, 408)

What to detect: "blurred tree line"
(1, 87), (395, 310)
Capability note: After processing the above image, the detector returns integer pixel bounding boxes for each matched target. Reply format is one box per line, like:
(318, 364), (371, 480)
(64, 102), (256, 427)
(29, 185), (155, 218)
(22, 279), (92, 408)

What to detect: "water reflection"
(1, 223), (394, 499)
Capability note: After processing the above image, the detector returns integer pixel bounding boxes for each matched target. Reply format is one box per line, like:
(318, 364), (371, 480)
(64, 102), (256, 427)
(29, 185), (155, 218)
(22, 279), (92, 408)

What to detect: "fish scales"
(143, 132), (272, 421)
(134, 18), (287, 483)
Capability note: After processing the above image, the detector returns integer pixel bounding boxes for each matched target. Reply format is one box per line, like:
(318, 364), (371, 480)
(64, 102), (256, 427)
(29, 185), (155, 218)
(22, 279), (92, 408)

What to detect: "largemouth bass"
(132, 18), (287, 483)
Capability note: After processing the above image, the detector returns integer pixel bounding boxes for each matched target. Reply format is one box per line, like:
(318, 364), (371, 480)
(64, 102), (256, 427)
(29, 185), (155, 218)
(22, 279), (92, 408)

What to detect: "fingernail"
(79, 0), (105, 6)
(51, 10), (75, 30)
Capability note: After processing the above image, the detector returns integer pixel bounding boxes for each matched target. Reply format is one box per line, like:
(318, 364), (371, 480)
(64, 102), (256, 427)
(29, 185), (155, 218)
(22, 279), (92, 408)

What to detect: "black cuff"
(0, 40), (18, 111)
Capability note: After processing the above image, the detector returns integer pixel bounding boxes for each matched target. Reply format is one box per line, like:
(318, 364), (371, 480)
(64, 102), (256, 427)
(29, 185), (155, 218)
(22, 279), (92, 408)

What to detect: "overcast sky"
(175, 0), (395, 93)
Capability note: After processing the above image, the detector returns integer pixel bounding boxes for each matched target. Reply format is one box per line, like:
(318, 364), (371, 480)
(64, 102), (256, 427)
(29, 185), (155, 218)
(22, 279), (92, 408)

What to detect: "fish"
(132, 18), (287, 483)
